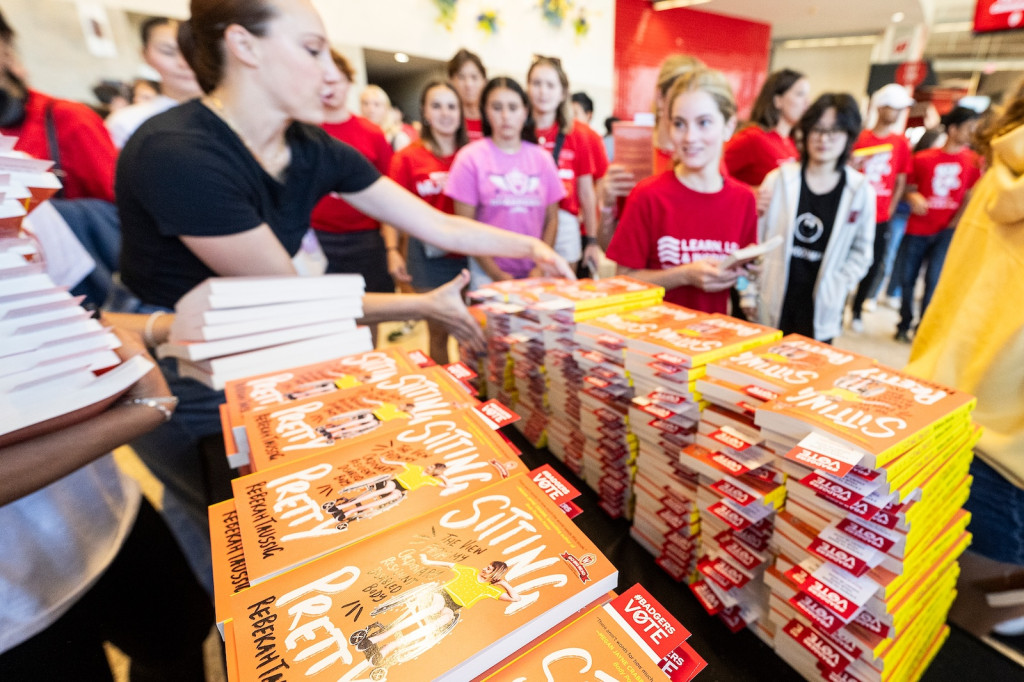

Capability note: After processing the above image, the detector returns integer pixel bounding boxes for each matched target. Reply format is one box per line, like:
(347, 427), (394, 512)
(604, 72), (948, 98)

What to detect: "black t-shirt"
(778, 168), (845, 337)
(117, 100), (381, 308)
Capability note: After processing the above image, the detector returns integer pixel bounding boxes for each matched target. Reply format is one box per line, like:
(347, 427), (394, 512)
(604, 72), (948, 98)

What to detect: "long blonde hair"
(975, 77), (1024, 163)
(665, 68), (737, 125)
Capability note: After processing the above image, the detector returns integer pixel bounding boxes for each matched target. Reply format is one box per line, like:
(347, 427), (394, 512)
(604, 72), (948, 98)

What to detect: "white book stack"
(0, 237), (150, 447)
(162, 275), (372, 390)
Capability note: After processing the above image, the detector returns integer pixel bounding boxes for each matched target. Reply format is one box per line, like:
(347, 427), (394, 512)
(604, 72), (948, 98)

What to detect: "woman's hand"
(755, 182), (772, 216)
(113, 328), (173, 402)
(423, 270), (485, 355)
(529, 239), (575, 279)
(387, 249), (411, 284)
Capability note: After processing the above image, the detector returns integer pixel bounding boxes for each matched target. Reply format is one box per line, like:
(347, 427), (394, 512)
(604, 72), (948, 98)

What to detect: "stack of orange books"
(627, 314), (781, 583)
(754, 361), (977, 682)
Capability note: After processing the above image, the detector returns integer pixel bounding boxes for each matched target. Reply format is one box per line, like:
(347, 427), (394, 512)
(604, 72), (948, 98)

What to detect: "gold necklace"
(203, 95), (289, 176)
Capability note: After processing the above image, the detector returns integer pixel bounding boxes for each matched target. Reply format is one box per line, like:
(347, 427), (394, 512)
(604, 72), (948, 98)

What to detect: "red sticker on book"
(744, 384), (779, 402)
(712, 558), (750, 588)
(660, 641), (708, 682)
(709, 428), (752, 452)
(443, 361), (477, 381)
(530, 464), (580, 504)
(474, 399), (520, 428)
(801, 472), (866, 507)
(789, 592), (843, 634)
(801, 579), (861, 620)
(611, 584), (690, 660)
(721, 538), (763, 571)
(558, 500), (583, 519)
(690, 580), (724, 615)
(405, 349), (435, 367)
(710, 479), (756, 506)
(785, 446), (857, 478)
(707, 501), (752, 531)
(808, 538), (872, 578)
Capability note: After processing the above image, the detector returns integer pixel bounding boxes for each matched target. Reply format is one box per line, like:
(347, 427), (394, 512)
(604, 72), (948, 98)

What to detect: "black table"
(509, 429), (1024, 681)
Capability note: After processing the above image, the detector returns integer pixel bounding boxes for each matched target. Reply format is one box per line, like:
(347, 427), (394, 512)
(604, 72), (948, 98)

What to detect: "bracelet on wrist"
(143, 310), (168, 347)
(582, 235), (597, 247)
(121, 396), (179, 422)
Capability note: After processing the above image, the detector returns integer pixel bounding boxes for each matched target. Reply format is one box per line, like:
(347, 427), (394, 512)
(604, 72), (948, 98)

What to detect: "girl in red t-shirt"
(606, 68), (757, 314)
(724, 69), (810, 191)
(385, 82), (469, 362)
(527, 56), (602, 272)
(447, 49), (487, 142)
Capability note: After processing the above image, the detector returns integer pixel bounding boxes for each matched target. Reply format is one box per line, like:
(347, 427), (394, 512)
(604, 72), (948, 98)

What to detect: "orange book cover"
(208, 499), (250, 633)
(224, 348), (427, 451)
(484, 583), (705, 681)
(244, 364), (478, 471)
(538, 276), (664, 312)
(577, 304), (710, 351)
(755, 364), (976, 469)
(628, 313), (783, 369)
(229, 474), (618, 682)
(233, 406), (523, 584)
(705, 335), (875, 403)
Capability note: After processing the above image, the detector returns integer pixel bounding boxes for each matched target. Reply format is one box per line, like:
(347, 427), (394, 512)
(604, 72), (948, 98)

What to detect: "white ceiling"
(691, 0), (976, 39)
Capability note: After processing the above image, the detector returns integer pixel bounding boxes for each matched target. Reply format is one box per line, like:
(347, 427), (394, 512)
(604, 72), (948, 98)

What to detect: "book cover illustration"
(244, 365), (477, 469)
(233, 407), (522, 583)
(230, 474), (618, 681)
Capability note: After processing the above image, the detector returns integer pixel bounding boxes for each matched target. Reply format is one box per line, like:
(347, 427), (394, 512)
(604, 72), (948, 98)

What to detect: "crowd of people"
(1, 0), (1023, 677)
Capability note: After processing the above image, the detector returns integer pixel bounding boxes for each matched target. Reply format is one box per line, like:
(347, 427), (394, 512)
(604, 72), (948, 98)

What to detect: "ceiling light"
(394, 52), (410, 63)
(891, 12), (905, 23)
(652, 0), (712, 10)
(781, 35), (879, 49)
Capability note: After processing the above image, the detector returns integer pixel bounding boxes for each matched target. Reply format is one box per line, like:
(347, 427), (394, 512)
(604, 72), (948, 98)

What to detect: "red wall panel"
(614, 0), (772, 120)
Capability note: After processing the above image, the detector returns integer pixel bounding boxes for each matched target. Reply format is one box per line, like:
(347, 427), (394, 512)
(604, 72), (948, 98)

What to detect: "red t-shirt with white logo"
(311, 115), (393, 234)
(852, 130), (912, 222)
(905, 147), (981, 236)
(606, 171), (757, 313)
(535, 121), (596, 216)
(388, 140), (455, 213)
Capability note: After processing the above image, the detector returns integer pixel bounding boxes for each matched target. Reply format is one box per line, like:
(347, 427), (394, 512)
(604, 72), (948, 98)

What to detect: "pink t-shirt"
(445, 138), (566, 277)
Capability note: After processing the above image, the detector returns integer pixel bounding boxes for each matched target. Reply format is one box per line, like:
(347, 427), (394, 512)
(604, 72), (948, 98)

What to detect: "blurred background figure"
(105, 17), (203, 149)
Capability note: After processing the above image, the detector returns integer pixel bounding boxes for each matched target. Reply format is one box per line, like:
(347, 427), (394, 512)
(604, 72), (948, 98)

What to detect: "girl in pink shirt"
(445, 77), (566, 288)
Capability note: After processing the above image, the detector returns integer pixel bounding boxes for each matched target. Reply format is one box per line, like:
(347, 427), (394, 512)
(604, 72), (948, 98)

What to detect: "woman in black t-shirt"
(110, 0), (573, 591)
(755, 94), (876, 342)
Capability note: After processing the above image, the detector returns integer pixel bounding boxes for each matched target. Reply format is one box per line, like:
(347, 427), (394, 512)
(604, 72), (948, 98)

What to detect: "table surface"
(509, 430), (1024, 681)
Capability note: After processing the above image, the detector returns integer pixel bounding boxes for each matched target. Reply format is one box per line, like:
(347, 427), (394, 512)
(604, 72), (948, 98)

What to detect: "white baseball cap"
(873, 84), (915, 109)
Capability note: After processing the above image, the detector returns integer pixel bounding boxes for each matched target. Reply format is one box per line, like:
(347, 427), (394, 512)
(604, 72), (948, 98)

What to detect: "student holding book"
(114, 0), (572, 590)
(445, 76), (566, 288)
(384, 81), (469, 363)
(755, 93), (875, 343)
(0, 330), (212, 680)
(605, 68), (757, 315)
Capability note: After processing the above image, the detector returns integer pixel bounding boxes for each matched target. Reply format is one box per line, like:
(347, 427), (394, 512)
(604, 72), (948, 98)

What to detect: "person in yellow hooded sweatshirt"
(905, 80), (1024, 638)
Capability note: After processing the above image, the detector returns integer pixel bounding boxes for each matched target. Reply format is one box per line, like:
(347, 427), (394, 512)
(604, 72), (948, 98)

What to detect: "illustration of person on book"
(822, 373), (891, 406)
(322, 458), (513, 530)
(348, 556), (520, 673)
(315, 402), (416, 443)
(283, 372), (368, 400)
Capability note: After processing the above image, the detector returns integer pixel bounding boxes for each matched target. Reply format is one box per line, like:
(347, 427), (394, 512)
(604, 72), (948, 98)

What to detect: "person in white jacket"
(755, 93), (875, 342)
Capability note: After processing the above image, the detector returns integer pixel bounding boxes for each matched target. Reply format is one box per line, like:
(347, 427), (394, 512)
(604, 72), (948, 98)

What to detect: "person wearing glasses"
(755, 93), (875, 343)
